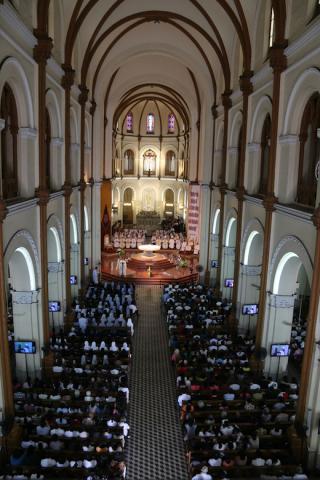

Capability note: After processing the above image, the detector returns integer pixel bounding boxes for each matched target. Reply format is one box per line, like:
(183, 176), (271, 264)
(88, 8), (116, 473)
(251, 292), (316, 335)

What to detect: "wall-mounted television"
(49, 301), (61, 312)
(14, 341), (36, 354)
(270, 344), (290, 357)
(224, 278), (234, 288)
(242, 304), (259, 315)
(70, 275), (77, 285)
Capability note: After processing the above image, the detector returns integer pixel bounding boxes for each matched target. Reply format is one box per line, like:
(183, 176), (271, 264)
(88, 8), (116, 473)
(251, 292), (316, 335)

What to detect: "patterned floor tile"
(126, 285), (189, 480)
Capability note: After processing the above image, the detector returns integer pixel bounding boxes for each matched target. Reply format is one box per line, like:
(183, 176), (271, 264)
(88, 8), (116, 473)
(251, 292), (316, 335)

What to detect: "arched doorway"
(222, 215), (237, 298)
(123, 188), (134, 225)
(210, 208), (220, 284)
(164, 188), (174, 217)
(70, 213), (79, 293)
(239, 223), (264, 333)
(264, 240), (312, 377)
(47, 222), (64, 329)
(7, 246), (40, 379)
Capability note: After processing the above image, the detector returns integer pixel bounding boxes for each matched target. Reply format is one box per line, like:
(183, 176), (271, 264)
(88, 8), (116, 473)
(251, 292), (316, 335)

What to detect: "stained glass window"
(168, 113), (175, 133)
(146, 113), (154, 133)
(126, 111), (133, 132)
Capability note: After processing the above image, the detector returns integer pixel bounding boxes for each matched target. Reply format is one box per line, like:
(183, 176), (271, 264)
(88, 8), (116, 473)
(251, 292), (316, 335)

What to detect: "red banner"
(187, 184), (201, 241)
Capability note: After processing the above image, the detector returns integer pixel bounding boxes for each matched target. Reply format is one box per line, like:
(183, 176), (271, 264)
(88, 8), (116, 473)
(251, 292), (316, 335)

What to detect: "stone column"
(61, 65), (75, 314)
(78, 86), (89, 293)
(33, 33), (52, 345)
(89, 100), (96, 271)
(296, 207), (320, 427)
(0, 201), (13, 417)
(216, 91), (232, 290)
(48, 261), (64, 328)
(232, 73), (253, 306)
(204, 105), (217, 285)
(255, 44), (287, 349)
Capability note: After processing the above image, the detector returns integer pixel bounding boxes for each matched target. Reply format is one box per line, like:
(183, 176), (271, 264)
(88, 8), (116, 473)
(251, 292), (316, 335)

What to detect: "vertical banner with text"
(187, 184), (201, 241)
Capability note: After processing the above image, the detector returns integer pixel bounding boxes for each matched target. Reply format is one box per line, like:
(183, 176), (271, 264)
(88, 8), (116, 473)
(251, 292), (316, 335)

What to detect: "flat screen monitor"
(84, 257), (89, 266)
(70, 275), (77, 285)
(49, 301), (61, 312)
(270, 343), (290, 357)
(224, 278), (234, 288)
(211, 260), (219, 268)
(242, 303), (259, 315)
(14, 341), (36, 354)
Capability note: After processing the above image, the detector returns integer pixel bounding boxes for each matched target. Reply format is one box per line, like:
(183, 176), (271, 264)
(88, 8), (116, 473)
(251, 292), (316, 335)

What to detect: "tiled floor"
(126, 285), (189, 480)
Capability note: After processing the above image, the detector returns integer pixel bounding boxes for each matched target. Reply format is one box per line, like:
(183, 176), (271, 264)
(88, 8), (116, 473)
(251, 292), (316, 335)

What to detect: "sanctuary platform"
(101, 249), (199, 285)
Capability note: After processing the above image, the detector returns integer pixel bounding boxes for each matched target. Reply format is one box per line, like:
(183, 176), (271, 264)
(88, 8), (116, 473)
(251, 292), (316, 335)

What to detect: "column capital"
(0, 199), (8, 222)
(269, 44), (287, 73)
(221, 90), (232, 110)
(209, 180), (215, 191)
(239, 71), (253, 95)
(236, 186), (246, 201)
(78, 85), (89, 106)
(262, 193), (277, 212)
(35, 187), (50, 206)
(33, 32), (53, 64)
(312, 205), (320, 230)
(219, 184), (227, 195)
(63, 182), (73, 197)
(211, 105), (218, 119)
(78, 179), (86, 192)
(61, 65), (75, 90)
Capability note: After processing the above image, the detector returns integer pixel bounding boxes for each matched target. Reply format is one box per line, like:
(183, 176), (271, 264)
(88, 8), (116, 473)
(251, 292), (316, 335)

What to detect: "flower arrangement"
(117, 248), (126, 258)
(178, 258), (188, 268)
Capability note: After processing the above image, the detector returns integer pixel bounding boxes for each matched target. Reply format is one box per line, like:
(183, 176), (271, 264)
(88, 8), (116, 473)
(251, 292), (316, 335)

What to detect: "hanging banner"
(187, 184), (201, 241)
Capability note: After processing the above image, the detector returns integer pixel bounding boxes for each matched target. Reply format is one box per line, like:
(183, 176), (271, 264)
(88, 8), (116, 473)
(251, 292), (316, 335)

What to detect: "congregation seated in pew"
(2, 281), (137, 480)
(163, 282), (308, 480)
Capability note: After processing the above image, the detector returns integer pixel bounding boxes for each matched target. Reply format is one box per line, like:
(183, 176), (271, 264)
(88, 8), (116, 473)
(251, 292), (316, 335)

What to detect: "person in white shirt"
(208, 454), (222, 467)
(110, 341), (118, 352)
(52, 364), (63, 373)
(251, 453), (266, 466)
(119, 418), (130, 437)
(92, 266), (99, 285)
(40, 457), (57, 467)
(178, 392), (191, 407)
(229, 383), (240, 391)
(192, 465), (213, 480)
(127, 317), (134, 335)
(78, 315), (88, 333)
(107, 418), (118, 427)
(36, 422), (50, 436)
(83, 458), (97, 468)
(121, 342), (130, 352)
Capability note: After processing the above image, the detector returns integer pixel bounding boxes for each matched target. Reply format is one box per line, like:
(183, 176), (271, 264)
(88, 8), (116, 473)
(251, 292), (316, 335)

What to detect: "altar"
(136, 210), (161, 232)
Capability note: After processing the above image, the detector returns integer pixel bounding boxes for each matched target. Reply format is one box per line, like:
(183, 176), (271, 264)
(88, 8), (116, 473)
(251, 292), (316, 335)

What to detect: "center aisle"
(126, 285), (189, 480)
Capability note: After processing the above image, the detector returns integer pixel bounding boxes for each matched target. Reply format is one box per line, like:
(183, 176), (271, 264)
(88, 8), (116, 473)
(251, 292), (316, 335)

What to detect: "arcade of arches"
(1, 0), (320, 475)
